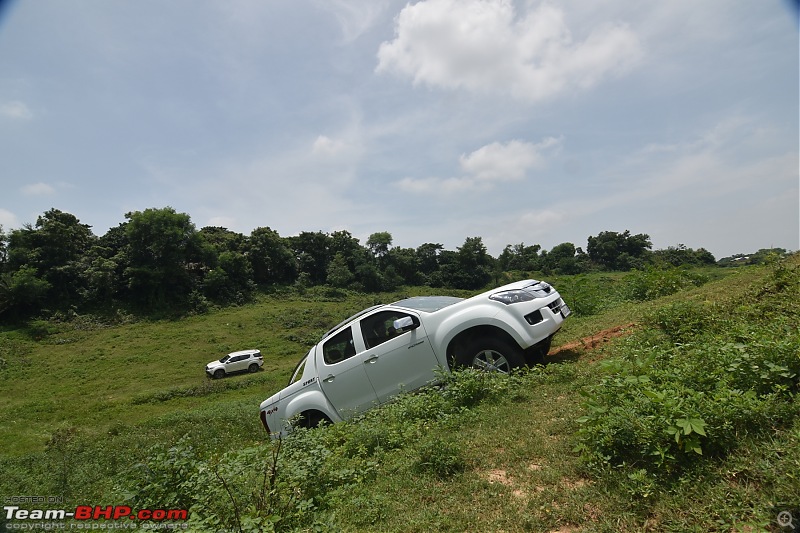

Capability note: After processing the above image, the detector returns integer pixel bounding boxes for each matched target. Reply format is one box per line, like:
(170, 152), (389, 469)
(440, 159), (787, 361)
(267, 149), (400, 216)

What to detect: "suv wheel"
(213, 369), (225, 379)
(458, 338), (524, 374)
(248, 363), (259, 373)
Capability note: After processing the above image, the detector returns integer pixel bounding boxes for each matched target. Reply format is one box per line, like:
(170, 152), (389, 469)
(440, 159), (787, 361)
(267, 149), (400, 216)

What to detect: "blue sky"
(1, 0), (797, 259)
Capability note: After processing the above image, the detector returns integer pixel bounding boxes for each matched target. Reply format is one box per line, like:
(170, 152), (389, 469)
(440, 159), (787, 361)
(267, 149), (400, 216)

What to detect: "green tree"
(0, 266), (51, 316)
(355, 262), (384, 292)
(498, 242), (542, 271)
(440, 237), (492, 289)
(416, 243), (443, 282)
(198, 227), (246, 255)
(366, 232), (392, 260)
(203, 251), (254, 304)
(247, 227), (297, 285)
(82, 256), (119, 305)
(0, 225), (7, 266)
(326, 253), (355, 288)
(288, 231), (332, 285)
(386, 247), (422, 285)
(123, 207), (203, 309)
(543, 242), (578, 274)
(651, 244), (717, 267)
(6, 209), (96, 311)
(587, 230), (652, 270)
(330, 230), (370, 273)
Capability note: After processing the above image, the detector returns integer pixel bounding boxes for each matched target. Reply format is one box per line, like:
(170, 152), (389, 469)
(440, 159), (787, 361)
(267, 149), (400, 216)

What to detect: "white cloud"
(376, 0), (643, 102)
(206, 216), (237, 229)
(0, 208), (20, 229)
(517, 209), (566, 228)
(21, 182), (56, 196)
(0, 100), (33, 120)
(312, 135), (348, 157)
(460, 137), (561, 182)
(396, 137), (561, 193)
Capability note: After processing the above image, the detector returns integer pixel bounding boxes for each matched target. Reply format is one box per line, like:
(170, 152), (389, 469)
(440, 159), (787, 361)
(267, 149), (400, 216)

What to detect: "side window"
(323, 327), (356, 365)
(360, 311), (413, 349)
(228, 355), (242, 363)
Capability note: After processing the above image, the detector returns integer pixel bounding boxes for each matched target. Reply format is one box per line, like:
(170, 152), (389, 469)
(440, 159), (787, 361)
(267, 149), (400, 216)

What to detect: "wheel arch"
(446, 325), (521, 369)
(296, 409), (333, 429)
(283, 389), (340, 432)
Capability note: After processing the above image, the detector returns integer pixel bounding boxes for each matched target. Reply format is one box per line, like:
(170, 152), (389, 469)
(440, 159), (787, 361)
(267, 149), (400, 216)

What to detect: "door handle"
(323, 374), (335, 383)
(364, 355), (379, 364)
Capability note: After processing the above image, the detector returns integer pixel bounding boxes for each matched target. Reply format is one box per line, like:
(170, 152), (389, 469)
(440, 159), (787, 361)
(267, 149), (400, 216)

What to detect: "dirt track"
(549, 323), (638, 356)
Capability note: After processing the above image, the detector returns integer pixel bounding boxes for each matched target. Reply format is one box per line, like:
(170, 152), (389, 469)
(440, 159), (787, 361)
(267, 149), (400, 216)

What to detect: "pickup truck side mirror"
(393, 316), (419, 332)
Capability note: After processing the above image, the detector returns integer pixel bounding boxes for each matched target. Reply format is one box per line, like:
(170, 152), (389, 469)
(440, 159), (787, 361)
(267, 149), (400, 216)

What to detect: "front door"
(358, 310), (440, 403)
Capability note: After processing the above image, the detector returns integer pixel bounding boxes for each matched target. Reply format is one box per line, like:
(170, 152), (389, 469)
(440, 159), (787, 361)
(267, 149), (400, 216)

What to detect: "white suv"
(206, 349), (263, 379)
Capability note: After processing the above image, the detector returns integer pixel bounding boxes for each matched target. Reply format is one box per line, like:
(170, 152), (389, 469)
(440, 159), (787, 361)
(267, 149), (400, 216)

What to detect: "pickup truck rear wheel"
(458, 338), (524, 374)
(299, 411), (332, 429)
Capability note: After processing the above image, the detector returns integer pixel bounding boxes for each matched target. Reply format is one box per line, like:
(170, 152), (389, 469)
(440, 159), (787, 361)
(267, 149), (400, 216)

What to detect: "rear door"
(317, 327), (379, 419)
(357, 310), (439, 403)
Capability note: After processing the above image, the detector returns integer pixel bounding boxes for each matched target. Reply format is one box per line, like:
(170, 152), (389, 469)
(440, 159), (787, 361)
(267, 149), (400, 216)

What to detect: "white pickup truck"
(259, 279), (570, 437)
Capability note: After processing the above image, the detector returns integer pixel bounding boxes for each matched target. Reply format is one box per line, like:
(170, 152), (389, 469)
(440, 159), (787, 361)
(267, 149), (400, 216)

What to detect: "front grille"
(547, 299), (564, 314)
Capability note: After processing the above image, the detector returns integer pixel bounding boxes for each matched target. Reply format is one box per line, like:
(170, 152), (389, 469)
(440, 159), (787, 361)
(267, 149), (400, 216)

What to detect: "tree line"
(0, 206), (727, 319)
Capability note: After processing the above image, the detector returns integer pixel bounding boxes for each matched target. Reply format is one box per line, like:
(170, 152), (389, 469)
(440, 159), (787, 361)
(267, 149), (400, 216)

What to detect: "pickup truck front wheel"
(458, 338), (525, 374)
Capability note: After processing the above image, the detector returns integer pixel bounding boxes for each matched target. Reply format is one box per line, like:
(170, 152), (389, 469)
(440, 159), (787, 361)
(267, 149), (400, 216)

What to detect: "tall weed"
(624, 265), (708, 301)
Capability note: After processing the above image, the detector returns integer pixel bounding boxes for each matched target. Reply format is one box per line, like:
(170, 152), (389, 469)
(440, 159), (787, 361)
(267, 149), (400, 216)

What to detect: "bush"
(553, 275), (624, 317)
(646, 301), (723, 344)
(624, 266), (708, 301)
(576, 259), (800, 479)
(414, 436), (466, 478)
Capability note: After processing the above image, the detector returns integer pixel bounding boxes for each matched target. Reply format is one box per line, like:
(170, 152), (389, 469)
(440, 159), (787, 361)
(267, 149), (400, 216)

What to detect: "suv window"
(360, 310), (414, 349)
(323, 327), (356, 365)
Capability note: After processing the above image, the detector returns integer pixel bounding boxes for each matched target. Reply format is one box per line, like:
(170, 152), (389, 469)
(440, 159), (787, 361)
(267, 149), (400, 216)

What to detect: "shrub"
(624, 266), (708, 301)
(414, 436), (466, 479)
(576, 259), (800, 479)
(552, 275), (616, 316)
(646, 301), (723, 344)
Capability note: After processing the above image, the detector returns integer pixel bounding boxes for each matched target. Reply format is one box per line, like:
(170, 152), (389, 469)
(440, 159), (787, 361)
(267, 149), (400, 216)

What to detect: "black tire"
(299, 411), (332, 429)
(527, 336), (553, 364)
(248, 363), (259, 373)
(213, 369), (225, 379)
(457, 337), (525, 374)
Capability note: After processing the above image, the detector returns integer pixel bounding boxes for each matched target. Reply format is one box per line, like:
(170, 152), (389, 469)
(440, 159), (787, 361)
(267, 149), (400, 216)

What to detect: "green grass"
(0, 261), (796, 531)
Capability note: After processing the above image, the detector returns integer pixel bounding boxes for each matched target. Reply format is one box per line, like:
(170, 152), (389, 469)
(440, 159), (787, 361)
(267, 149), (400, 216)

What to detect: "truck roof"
(391, 296), (464, 312)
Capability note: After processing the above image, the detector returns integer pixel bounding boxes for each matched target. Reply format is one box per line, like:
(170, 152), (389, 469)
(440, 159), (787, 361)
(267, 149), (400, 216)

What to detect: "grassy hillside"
(0, 285), (479, 456)
(0, 259), (797, 531)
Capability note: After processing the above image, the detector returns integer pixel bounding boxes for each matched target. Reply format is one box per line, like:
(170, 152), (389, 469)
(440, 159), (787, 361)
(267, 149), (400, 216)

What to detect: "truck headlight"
(490, 289), (536, 305)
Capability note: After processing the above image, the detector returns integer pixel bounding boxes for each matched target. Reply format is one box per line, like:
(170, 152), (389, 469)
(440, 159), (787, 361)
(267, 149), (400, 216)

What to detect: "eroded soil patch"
(549, 323), (637, 360)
